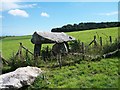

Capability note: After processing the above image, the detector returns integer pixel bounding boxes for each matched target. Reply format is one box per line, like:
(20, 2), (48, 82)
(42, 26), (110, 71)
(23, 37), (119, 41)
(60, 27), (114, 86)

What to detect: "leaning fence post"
(82, 42), (85, 60)
(109, 36), (112, 45)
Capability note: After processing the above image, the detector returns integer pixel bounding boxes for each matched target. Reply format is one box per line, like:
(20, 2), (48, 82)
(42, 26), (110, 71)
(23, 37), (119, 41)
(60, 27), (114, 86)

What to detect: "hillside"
(67, 27), (118, 44)
(1, 27), (118, 59)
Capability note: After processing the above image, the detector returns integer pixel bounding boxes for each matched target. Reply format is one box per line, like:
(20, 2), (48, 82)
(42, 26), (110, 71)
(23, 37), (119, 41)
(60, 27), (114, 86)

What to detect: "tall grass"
(27, 58), (118, 89)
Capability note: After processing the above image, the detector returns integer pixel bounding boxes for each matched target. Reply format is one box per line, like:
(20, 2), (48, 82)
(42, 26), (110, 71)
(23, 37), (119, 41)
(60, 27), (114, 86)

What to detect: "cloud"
(99, 11), (118, 16)
(40, 12), (50, 18)
(20, 4), (37, 8)
(0, 15), (3, 18)
(8, 9), (29, 17)
(0, 0), (37, 11)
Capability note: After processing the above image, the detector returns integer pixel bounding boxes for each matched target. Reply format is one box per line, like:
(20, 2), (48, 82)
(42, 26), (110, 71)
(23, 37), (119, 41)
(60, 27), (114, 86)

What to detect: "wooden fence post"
(94, 35), (97, 46)
(94, 35), (96, 40)
(19, 43), (22, 60)
(109, 36), (112, 45)
(46, 46), (49, 60)
(59, 54), (62, 69)
(26, 49), (29, 64)
(82, 42), (85, 60)
(56, 53), (62, 69)
(100, 37), (102, 46)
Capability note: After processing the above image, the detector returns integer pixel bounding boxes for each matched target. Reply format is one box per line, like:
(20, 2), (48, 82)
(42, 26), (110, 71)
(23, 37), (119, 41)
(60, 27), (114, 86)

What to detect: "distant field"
(1, 35), (33, 59)
(67, 27), (118, 44)
(1, 27), (118, 59)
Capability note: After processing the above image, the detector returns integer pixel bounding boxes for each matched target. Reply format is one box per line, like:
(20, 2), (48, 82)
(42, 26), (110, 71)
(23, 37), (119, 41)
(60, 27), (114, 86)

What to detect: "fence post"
(19, 43), (22, 60)
(59, 54), (62, 69)
(94, 35), (97, 46)
(82, 42), (85, 60)
(109, 36), (112, 45)
(46, 46), (49, 60)
(26, 49), (29, 64)
(100, 37), (102, 46)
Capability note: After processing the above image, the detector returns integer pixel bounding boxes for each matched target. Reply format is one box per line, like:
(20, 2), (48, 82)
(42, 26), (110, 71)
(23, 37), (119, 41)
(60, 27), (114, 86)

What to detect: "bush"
(8, 53), (35, 70)
(69, 40), (82, 53)
(103, 38), (119, 55)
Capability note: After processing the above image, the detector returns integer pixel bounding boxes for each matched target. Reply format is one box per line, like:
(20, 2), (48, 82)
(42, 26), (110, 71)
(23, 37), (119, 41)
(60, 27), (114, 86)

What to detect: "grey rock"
(0, 66), (42, 89)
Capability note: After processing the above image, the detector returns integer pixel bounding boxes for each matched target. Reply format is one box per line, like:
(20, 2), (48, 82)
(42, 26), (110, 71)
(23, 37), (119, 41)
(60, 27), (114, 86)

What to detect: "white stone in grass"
(0, 66), (42, 89)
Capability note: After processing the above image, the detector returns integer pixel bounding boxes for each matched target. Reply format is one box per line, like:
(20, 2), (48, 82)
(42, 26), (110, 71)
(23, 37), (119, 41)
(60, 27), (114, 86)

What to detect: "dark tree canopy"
(51, 22), (120, 32)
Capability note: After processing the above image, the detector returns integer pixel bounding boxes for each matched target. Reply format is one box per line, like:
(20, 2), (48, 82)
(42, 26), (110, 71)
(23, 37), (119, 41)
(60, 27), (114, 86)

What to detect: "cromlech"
(31, 32), (75, 57)
(1, 2), (119, 89)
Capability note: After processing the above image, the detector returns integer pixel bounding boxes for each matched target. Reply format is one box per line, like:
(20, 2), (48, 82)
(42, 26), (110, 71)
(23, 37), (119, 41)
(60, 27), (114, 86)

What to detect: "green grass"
(1, 27), (118, 59)
(67, 27), (118, 44)
(1, 35), (34, 59)
(29, 58), (118, 88)
(0, 27), (119, 89)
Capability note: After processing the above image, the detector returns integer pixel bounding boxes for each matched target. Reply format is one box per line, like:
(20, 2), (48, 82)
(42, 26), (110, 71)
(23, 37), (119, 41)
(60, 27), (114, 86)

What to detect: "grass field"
(67, 27), (118, 44)
(0, 27), (119, 89)
(29, 58), (118, 89)
(1, 27), (118, 59)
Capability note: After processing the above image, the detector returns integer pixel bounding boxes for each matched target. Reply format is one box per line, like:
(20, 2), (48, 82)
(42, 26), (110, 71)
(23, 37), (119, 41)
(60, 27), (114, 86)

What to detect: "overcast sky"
(0, 0), (119, 36)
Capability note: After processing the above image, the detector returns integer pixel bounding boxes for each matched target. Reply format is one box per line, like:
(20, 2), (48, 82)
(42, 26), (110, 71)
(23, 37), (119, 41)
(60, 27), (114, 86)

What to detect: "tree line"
(51, 22), (120, 32)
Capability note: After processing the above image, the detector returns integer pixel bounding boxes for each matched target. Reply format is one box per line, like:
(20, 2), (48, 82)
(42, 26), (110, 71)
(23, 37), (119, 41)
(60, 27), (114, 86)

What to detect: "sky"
(0, 0), (119, 36)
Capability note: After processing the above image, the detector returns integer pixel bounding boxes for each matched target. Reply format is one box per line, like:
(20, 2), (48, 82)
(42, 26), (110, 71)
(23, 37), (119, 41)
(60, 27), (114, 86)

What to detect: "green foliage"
(2, 66), (12, 74)
(28, 73), (49, 89)
(69, 40), (82, 53)
(8, 53), (35, 70)
(103, 38), (119, 54)
(51, 22), (119, 32)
